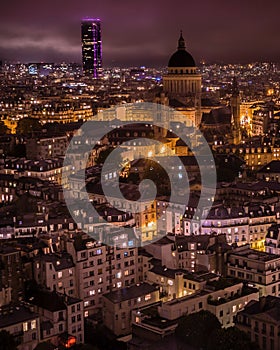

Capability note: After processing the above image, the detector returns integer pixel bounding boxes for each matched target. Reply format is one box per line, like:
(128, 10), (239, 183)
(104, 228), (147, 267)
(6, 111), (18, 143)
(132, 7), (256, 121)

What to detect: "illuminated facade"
(200, 205), (275, 251)
(158, 279), (258, 328)
(81, 18), (102, 78)
(163, 32), (202, 126)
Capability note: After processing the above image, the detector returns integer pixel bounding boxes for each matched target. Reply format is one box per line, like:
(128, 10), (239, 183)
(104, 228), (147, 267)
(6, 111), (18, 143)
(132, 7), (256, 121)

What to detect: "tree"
(0, 330), (17, 350)
(175, 310), (221, 349)
(207, 327), (259, 350)
(16, 117), (42, 135)
(0, 121), (8, 134)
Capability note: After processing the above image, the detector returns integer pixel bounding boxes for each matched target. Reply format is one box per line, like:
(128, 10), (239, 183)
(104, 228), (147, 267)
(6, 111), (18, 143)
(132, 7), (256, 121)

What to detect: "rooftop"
(103, 283), (158, 303)
(230, 246), (280, 262)
(0, 305), (38, 328)
(34, 252), (74, 271)
(259, 161), (280, 174)
(239, 296), (280, 322)
(29, 290), (81, 311)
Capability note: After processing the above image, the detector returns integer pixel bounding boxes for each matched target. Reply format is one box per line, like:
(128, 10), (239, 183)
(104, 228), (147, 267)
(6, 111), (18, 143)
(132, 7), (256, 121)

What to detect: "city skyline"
(0, 0), (279, 66)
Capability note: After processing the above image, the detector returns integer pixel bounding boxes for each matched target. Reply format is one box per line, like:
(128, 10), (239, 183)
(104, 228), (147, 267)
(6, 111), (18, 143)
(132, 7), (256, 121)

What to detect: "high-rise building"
(81, 18), (102, 78)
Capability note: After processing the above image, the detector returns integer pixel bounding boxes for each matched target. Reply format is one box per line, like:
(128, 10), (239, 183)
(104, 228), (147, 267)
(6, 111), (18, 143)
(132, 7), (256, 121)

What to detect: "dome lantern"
(168, 31), (196, 68)
(178, 30), (186, 50)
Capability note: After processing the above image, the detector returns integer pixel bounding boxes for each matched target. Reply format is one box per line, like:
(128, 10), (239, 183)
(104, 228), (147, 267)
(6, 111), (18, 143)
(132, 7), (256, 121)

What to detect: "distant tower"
(163, 31), (202, 126)
(231, 77), (241, 144)
(81, 18), (102, 78)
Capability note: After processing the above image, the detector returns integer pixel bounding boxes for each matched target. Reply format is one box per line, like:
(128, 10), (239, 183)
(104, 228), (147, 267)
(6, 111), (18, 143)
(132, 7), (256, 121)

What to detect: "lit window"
(145, 294), (151, 301)
(58, 271), (62, 279)
(23, 322), (28, 332)
(31, 320), (36, 330)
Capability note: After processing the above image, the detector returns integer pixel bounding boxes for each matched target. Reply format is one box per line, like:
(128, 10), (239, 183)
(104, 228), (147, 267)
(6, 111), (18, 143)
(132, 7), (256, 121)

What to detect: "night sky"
(0, 0), (279, 66)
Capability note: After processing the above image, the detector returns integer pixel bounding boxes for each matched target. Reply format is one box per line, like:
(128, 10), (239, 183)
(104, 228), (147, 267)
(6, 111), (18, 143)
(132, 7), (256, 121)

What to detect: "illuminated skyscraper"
(81, 18), (102, 78)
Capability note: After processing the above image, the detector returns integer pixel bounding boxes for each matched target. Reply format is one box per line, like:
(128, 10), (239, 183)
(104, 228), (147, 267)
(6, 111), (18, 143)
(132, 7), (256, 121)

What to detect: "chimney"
(259, 296), (266, 311)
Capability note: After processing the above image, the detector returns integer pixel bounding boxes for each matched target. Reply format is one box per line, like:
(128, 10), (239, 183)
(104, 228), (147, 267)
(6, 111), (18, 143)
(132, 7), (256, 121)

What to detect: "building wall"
(102, 289), (160, 336)
(227, 250), (280, 297)
(0, 313), (40, 350)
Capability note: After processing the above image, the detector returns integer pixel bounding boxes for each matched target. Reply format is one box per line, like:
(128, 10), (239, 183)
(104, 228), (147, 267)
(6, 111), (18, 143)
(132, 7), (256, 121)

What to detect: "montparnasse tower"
(163, 31), (202, 126)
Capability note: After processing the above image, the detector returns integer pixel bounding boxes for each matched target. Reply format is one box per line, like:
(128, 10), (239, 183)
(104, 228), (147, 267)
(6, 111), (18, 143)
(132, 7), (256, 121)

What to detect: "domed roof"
(168, 32), (196, 68)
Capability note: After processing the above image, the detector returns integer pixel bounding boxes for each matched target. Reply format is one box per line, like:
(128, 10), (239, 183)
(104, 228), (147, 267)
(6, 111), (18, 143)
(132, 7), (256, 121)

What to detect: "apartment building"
(227, 245), (280, 297)
(146, 265), (218, 300)
(137, 249), (153, 283)
(200, 204), (276, 250)
(65, 237), (108, 317)
(65, 234), (138, 317)
(2, 158), (66, 184)
(29, 289), (84, 346)
(33, 253), (76, 296)
(214, 181), (280, 206)
(144, 233), (231, 274)
(265, 224), (280, 254)
(0, 304), (40, 350)
(132, 279), (259, 337)
(258, 161), (280, 183)
(102, 283), (160, 336)
(215, 141), (274, 171)
(158, 281), (258, 328)
(26, 135), (69, 160)
(86, 181), (158, 243)
(0, 245), (24, 302)
(236, 296), (280, 350)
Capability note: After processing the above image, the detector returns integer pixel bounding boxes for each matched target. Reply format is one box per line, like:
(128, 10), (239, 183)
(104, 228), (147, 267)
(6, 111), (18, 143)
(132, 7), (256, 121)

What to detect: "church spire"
(178, 30), (186, 50)
(232, 76), (239, 97)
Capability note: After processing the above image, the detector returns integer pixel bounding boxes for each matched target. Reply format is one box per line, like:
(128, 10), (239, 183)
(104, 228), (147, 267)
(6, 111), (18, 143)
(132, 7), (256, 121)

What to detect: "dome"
(168, 32), (196, 68)
(168, 51), (196, 67)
